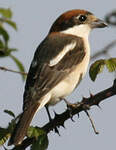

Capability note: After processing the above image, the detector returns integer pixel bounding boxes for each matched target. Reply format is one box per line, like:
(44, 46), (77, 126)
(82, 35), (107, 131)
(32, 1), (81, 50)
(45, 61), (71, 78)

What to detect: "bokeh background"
(0, 0), (116, 150)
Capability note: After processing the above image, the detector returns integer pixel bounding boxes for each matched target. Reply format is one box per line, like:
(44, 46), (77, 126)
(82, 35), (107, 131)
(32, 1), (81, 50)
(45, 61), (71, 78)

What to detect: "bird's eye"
(78, 15), (87, 22)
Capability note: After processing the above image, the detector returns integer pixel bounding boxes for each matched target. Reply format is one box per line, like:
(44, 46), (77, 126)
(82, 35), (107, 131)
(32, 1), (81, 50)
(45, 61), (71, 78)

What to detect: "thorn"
(53, 110), (59, 117)
(61, 123), (65, 128)
(89, 90), (94, 98)
(90, 93), (94, 98)
(70, 116), (75, 122)
(82, 96), (87, 102)
(96, 103), (102, 110)
(82, 96), (87, 100)
(77, 113), (80, 118)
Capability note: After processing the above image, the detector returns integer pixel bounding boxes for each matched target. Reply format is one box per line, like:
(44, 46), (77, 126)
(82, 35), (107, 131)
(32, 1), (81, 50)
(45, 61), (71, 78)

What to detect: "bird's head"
(49, 9), (107, 38)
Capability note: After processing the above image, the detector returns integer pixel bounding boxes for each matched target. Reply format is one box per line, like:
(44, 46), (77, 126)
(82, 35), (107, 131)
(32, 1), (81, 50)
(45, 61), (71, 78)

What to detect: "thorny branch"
(12, 79), (116, 150)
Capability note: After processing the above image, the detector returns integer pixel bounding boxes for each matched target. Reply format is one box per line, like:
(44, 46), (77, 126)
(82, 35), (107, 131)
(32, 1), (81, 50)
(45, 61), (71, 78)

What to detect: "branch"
(105, 10), (116, 26)
(12, 79), (116, 150)
(91, 40), (116, 60)
(0, 66), (27, 75)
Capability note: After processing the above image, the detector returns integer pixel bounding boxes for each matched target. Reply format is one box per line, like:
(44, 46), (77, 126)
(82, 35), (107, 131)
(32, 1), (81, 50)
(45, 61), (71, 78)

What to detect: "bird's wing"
(23, 33), (85, 110)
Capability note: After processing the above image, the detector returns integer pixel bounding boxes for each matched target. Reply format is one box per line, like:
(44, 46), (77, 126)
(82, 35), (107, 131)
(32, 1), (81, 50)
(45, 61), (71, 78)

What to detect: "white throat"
(61, 24), (91, 39)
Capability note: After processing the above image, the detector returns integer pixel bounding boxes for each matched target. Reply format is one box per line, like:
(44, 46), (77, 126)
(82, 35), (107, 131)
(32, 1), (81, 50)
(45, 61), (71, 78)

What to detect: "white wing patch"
(49, 41), (76, 66)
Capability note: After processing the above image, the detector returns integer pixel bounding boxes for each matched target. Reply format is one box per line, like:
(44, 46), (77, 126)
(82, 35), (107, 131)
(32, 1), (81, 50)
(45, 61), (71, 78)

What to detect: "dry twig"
(91, 40), (116, 60)
(0, 66), (27, 76)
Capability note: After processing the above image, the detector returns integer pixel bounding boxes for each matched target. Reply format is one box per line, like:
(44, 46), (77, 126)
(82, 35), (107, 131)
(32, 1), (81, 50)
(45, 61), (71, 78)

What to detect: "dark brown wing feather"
(23, 33), (85, 110)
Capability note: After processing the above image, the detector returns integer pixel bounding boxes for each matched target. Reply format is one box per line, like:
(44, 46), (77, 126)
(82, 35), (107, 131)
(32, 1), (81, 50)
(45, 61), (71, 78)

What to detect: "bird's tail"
(8, 103), (40, 146)
(8, 93), (51, 146)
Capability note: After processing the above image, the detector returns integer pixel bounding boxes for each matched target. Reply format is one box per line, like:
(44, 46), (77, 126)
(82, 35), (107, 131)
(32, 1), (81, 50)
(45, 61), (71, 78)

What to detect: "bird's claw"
(63, 99), (77, 121)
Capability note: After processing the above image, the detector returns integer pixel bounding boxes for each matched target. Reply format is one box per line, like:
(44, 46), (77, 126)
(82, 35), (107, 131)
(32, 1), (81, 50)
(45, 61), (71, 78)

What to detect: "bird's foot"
(45, 106), (60, 135)
(45, 105), (53, 122)
(63, 98), (79, 121)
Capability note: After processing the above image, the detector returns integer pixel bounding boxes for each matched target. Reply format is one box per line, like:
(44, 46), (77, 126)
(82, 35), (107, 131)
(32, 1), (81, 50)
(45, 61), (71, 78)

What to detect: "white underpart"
(49, 41), (76, 66)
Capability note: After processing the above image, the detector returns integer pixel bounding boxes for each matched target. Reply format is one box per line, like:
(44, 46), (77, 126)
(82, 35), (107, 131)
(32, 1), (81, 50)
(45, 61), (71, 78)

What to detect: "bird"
(8, 9), (107, 146)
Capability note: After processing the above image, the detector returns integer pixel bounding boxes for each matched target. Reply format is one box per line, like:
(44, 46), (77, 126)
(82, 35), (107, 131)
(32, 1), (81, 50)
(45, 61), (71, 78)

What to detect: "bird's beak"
(90, 18), (108, 28)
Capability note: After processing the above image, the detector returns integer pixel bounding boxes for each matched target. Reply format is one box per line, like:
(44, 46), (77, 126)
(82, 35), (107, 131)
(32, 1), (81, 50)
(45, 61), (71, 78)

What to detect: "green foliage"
(89, 58), (116, 81)
(7, 119), (16, 133)
(4, 109), (15, 118)
(31, 134), (49, 150)
(5, 19), (17, 30)
(0, 110), (17, 146)
(89, 59), (105, 81)
(0, 26), (9, 45)
(105, 58), (116, 72)
(0, 8), (12, 19)
(0, 48), (17, 57)
(0, 120), (16, 146)
(0, 7), (26, 147)
(10, 54), (26, 80)
(27, 126), (46, 139)
(0, 7), (25, 80)
(0, 127), (10, 145)
(27, 127), (49, 150)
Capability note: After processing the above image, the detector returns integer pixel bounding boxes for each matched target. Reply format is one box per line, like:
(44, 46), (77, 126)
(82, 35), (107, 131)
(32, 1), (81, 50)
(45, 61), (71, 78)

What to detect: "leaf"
(0, 39), (4, 48)
(105, 58), (116, 72)
(0, 127), (10, 145)
(27, 127), (45, 139)
(89, 59), (105, 81)
(0, 48), (17, 57)
(5, 19), (17, 30)
(28, 127), (49, 150)
(0, 119), (16, 146)
(4, 109), (15, 118)
(7, 48), (17, 52)
(0, 26), (9, 44)
(7, 119), (16, 133)
(0, 8), (12, 19)
(9, 54), (26, 80)
(31, 134), (49, 150)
